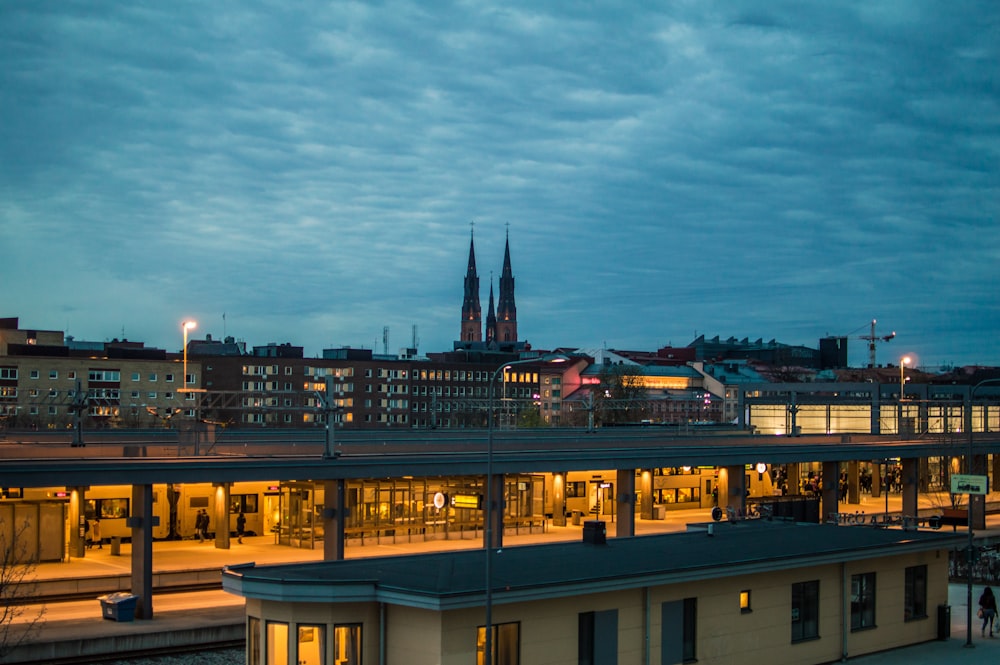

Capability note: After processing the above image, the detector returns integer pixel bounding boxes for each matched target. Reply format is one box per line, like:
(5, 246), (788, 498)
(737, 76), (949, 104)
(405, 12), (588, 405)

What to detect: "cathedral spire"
(486, 273), (497, 346)
(460, 228), (482, 342)
(495, 227), (517, 343)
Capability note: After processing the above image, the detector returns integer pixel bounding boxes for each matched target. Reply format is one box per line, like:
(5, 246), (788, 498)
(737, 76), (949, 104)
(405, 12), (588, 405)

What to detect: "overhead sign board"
(951, 474), (989, 496)
(451, 494), (482, 510)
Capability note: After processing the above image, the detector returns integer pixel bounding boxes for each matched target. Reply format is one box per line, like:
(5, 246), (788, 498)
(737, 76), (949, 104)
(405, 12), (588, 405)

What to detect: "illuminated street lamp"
(484, 353), (567, 665)
(899, 356), (911, 400)
(181, 320), (197, 392)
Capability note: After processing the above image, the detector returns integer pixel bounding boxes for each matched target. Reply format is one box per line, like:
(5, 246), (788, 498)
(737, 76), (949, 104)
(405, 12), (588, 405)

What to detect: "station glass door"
(278, 482), (324, 549)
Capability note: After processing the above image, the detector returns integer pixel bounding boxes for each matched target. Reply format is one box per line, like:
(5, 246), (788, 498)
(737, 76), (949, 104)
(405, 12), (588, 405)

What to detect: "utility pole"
(69, 380), (87, 447)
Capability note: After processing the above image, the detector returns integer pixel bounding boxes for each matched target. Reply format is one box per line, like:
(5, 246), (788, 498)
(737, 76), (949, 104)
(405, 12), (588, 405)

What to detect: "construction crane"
(857, 319), (895, 368)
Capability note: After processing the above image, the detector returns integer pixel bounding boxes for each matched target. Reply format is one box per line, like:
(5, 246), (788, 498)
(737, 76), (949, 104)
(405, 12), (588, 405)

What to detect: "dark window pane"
(792, 580), (820, 642)
(905, 565), (927, 620)
(851, 572), (877, 630)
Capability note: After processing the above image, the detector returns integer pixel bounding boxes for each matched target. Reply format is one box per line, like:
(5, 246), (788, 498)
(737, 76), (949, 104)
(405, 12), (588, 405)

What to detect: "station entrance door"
(277, 482), (324, 549)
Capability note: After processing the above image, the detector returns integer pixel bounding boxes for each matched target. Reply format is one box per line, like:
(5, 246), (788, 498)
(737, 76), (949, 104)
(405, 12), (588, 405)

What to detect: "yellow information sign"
(451, 494), (482, 509)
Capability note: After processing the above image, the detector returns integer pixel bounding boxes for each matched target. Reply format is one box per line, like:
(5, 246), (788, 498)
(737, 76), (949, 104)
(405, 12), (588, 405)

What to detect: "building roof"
(223, 522), (963, 610)
(579, 361), (701, 379)
(698, 360), (768, 384)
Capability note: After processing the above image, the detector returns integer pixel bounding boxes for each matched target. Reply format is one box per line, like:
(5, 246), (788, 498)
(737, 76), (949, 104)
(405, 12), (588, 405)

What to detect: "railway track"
(39, 642), (244, 665)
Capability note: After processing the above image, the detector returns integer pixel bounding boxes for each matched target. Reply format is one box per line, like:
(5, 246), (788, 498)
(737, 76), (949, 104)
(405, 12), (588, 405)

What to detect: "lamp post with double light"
(484, 354), (566, 665)
(181, 320), (197, 392)
(898, 356), (912, 442)
(899, 356), (910, 399)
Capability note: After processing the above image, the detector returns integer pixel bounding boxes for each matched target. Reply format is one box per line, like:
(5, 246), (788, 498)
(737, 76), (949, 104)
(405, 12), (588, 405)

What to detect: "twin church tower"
(459, 229), (520, 350)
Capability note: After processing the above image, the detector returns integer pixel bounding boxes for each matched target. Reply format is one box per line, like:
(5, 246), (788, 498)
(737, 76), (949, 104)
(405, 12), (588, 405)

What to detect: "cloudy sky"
(2, 2), (997, 369)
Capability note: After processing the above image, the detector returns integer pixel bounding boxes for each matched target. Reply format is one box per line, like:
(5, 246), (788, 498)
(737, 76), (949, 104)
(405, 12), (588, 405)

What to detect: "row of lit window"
(3, 388), (196, 401)
(233, 377), (548, 398)
(0, 367), (197, 384)
(305, 381), (354, 392)
(310, 367), (545, 384)
(306, 367), (355, 378)
(243, 365), (289, 376)
(248, 618), (359, 665)
(257, 412), (490, 426)
(2, 368), (91, 381)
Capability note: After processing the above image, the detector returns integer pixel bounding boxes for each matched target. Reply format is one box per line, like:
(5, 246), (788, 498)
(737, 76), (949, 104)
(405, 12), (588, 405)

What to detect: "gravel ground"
(103, 647), (243, 665)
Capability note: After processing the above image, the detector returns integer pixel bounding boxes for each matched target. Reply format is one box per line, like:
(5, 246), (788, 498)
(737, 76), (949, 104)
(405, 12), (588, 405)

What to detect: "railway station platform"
(8, 496), (1000, 664)
(9, 518), (658, 664)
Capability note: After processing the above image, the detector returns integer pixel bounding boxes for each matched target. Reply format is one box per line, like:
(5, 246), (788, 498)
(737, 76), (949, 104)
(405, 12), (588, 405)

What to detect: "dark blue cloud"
(1, 1), (996, 368)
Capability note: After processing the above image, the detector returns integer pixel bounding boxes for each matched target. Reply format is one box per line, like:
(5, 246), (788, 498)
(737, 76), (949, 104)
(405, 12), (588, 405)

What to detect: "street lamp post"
(883, 459), (890, 516)
(181, 320), (197, 392)
(899, 356), (910, 399)
(484, 354), (566, 665)
(966, 378), (1000, 648)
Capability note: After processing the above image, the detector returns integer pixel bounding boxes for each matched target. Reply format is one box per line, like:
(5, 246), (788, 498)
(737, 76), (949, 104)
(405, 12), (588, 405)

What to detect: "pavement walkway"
(850, 583), (1000, 664)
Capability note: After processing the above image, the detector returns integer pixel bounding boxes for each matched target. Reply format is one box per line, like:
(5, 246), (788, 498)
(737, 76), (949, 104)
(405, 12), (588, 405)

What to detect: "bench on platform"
(940, 508), (968, 530)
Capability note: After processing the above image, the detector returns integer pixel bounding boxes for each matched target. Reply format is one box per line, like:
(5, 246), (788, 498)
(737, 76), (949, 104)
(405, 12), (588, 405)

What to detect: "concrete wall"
(389, 606), (442, 665)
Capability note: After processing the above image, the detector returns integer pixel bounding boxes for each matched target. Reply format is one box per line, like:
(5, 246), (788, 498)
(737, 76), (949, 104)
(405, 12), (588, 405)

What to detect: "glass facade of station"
(747, 403), (1000, 436)
(276, 474), (547, 549)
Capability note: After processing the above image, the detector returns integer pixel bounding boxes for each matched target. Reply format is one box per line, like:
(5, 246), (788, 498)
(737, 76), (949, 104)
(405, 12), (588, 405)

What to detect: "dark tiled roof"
(225, 522), (964, 609)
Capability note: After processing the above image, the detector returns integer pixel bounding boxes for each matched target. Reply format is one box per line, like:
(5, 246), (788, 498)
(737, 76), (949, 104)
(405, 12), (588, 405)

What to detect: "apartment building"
(0, 318), (198, 429)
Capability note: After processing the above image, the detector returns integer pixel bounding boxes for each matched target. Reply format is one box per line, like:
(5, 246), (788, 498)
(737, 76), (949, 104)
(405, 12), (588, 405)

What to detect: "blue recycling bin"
(98, 592), (138, 622)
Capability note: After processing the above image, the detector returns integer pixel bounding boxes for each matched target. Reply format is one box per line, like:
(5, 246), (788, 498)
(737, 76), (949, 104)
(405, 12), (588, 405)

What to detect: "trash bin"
(937, 604), (950, 640)
(582, 520), (607, 544)
(110, 536), (121, 556)
(571, 511), (582, 526)
(653, 505), (666, 520)
(98, 592), (138, 622)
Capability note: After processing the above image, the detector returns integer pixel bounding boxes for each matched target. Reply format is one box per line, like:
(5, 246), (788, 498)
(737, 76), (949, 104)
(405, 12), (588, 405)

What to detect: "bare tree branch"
(0, 516), (46, 659)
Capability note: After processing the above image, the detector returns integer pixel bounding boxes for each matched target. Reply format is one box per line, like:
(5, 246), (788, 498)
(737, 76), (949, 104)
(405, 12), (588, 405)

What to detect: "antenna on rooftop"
(383, 326), (389, 355)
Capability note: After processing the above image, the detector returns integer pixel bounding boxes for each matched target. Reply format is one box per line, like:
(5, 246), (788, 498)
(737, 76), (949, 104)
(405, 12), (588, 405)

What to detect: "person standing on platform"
(91, 518), (102, 550)
(195, 510), (206, 542)
(980, 587), (997, 637)
(236, 512), (246, 544)
(201, 510), (210, 542)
